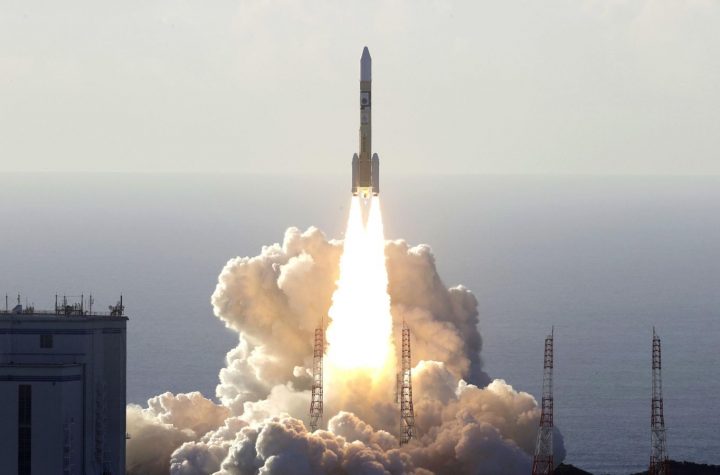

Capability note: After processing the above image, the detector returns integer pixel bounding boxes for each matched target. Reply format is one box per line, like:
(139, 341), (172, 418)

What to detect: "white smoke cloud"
(126, 226), (565, 474)
(170, 417), (248, 475)
(126, 392), (229, 475)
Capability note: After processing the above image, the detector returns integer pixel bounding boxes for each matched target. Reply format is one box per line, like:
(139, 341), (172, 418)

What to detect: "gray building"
(0, 296), (127, 475)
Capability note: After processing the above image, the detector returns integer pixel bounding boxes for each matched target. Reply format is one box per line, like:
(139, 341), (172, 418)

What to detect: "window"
(40, 334), (53, 348)
(18, 384), (31, 475)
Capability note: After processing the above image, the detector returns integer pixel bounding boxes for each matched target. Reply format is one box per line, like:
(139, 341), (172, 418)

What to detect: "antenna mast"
(532, 327), (554, 475)
(309, 320), (324, 432)
(649, 327), (670, 475)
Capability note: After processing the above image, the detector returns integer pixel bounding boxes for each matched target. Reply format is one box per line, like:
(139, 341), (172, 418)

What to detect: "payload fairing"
(351, 47), (379, 198)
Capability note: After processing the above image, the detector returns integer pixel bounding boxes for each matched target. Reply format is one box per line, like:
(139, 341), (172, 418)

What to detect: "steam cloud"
(127, 227), (565, 474)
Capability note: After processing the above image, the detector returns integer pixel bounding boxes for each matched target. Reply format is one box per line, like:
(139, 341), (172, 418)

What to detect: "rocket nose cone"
(361, 47), (371, 81)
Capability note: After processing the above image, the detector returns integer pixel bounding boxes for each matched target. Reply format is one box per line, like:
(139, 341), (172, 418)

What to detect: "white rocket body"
(352, 47), (379, 197)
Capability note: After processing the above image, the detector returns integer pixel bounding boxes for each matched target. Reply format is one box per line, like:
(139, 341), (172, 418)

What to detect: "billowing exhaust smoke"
(126, 223), (565, 474)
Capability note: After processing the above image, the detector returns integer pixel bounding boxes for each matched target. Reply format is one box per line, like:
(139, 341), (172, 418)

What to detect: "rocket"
(352, 47), (379, 197)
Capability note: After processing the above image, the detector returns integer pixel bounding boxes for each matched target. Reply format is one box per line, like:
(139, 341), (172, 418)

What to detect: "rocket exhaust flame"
(326, 196), (394, 376)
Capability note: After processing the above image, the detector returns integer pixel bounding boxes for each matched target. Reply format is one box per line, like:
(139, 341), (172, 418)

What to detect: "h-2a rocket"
(351, 47), (379, 198)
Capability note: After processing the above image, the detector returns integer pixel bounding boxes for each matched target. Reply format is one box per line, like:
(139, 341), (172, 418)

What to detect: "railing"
(1, 295), (125, 317)
(0, 308), (125, 317)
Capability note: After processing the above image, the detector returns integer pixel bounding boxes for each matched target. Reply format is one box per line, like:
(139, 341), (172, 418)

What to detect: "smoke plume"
(127, 226), (565, 474)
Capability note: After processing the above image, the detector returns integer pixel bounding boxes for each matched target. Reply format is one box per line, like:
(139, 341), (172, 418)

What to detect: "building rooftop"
(0, 294), (127, 320)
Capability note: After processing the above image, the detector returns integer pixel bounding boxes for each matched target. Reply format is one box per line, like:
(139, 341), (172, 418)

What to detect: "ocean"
(1, 173), (717, 474)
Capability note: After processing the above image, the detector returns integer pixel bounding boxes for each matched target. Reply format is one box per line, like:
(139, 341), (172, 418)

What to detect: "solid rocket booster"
(352, 47), (379, 197)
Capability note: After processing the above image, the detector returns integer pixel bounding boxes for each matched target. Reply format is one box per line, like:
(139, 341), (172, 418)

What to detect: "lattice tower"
(649, 327), (670, 475)
(395, 370), (402, 405)
(532, 327), (554, 475)
(399, 321), (416, 445)
(309, 324), (324, 432)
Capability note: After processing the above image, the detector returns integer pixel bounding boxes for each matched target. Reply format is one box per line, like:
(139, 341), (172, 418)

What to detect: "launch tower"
(649, 328), (670, 475)
(399, 321), (416, 445)
(309, 323), (324, 432)
(532, 327), (554, 475)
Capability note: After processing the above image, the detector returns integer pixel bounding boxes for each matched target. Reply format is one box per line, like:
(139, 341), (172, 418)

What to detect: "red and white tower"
(399, 321), (416, 445)
(532, 327), (554, 475)
(309, 324), (324, 432)
(649, 327), (670, 475)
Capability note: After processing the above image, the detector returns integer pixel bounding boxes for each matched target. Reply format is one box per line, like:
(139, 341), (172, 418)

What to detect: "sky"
(0, 0), (718, 175)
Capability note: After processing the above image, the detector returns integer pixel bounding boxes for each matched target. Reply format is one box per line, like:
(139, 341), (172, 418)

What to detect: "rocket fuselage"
(352, 47), (379, 197)
(358, 77), (371, 187)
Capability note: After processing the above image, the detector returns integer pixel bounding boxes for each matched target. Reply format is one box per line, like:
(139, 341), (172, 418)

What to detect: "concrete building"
(0, 296), (127, 475)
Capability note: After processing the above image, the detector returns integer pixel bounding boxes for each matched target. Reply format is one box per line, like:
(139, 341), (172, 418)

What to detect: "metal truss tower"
(532, 327), (554, 475)
(309, 323), (324, 432)
(649, 327), (670, 475)
(399, 321), (416, 445)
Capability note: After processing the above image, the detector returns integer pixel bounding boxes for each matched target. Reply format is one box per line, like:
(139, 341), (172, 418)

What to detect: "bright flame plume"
(326, 196), (394, 379)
